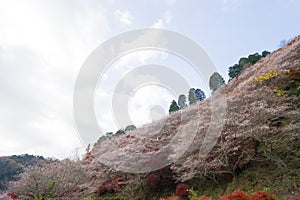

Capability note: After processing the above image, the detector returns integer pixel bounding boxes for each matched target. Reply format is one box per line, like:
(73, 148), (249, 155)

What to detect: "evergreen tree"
(262, 50), (270, 57)
(188, 88), (197, 105)
(94, 135), (107, 146)
(178, 94), (187, 109)
(248, 53), (262, 64)
(228, 51), (270, 80)
(105, 132), (113, 137)
(228, 64), (243, 80)
(209, 72), (225, 91)
(195, 88), (206, 101)
(169, 100), (179, 114)
(115, 129), (125, 135)
(125, 125), (136, 132)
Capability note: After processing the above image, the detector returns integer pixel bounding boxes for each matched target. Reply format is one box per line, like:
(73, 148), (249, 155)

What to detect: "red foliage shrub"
(7, 192), (19, 200)
(160, 196), (179, 200)
(220, 190), (249, 200)
(175, 183), (189, 198)
(146, 174), (161, 189)
(97, 179), (121, 196)
(249, 191), (275, 200)
(294, 193), (300, 200)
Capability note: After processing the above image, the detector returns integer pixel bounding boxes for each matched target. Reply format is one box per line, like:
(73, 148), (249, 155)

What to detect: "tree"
(228, 51), (270, 80)
(238, 57), (250, 66)
(262, 50), (270, 57)
(105, 132), (113, 137)
(228, 64), (243, 80)
(195, 88), (206, 101)
(209, 72), (225, 91)
(169, 100), (179, 114)
(188, 88), (197, 105)
(125, 125), (136, 132)
(248, 53), (262, 64)
(178, 94), (187, 109)
(0, 155), (44, 191)
(115, 129), (125, 135)
(94, 135), (107, 146)
(228, 57), (250, 80)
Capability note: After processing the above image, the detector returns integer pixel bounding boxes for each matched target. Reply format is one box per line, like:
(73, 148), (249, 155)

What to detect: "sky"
(0, 0), (299, 158)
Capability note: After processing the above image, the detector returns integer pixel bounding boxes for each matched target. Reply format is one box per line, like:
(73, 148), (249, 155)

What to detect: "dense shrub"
(7, 192), (19, 200)
(175, 184), (189, 198)
(161, 190), (276, 200)
(249, 191), (276, 200)
(220, 190), (249, 200)
(280, 68), (300, 96)
(294, 193), (300, 200)
(97, 179), (121, 196)
(252, 68), (300, 98)
(146, 174), (161, 189)
(252, 69), (288, 85)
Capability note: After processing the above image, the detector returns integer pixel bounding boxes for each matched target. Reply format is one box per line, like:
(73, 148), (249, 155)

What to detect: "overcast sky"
(0, 0), (299, 158)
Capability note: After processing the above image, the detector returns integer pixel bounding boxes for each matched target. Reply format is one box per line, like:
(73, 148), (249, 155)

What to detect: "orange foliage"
(249, 191), (276, 200)
(220, 190), (250, 200)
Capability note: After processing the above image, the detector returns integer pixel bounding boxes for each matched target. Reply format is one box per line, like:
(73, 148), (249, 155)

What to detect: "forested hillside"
(0, 154), (44, 191)
(2, 37), (300, 200)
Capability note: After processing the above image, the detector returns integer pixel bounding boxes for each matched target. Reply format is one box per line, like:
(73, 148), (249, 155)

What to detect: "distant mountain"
(0, 154), (44, 191)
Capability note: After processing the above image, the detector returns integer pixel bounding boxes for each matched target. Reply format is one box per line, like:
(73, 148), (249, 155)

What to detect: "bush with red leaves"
(249, 191), (275, 200)
(175, 184), (189, 198)
(7, 192), (19, 200)
(146, 174), (161, 189)
(220, 190), (250, 200)
(294, 193), (300, 200)
(97, 179), (121, 196)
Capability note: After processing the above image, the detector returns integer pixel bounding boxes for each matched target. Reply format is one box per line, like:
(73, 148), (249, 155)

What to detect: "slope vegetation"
(84, 36), (300, 199)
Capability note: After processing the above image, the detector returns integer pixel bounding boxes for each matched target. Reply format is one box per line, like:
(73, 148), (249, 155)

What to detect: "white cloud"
(94, 50), (169, 133)
(128, 85), (173, 126)
(0, 0), (109, 158)
(114, 9), (133, 25)
(152, 10), (172, 28)
(114, 50), (163, 72)
(153, 19), (165, 28)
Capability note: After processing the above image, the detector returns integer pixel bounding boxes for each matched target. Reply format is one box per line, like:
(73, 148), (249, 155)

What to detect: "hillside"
(83, 36), (300, 199)
(0, 154), (44, 191)
(4, 37), (300, 199)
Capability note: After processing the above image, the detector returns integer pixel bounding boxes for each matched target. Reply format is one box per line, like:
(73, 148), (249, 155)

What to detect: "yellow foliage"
(253, 69), (283, 84)
(273, 88), (285, 96)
